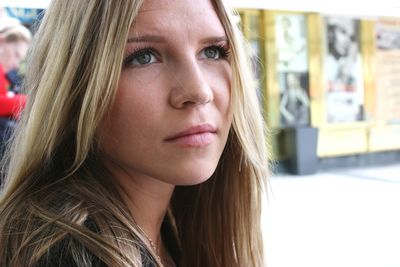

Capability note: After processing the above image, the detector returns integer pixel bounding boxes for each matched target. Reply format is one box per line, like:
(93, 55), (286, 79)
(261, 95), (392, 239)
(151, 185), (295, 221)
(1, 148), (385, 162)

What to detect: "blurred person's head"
(327, 18), (355, 59)
(0, 21), (32, 72)
(286, 73), (301, 89)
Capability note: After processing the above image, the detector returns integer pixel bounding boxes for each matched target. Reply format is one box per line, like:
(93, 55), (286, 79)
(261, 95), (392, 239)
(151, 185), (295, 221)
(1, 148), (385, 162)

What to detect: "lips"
(165, 123), (217, 147)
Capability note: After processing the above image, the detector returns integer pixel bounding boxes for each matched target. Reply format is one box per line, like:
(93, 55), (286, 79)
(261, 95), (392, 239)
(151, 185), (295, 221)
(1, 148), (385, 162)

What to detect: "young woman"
(0, 0), (269, 266)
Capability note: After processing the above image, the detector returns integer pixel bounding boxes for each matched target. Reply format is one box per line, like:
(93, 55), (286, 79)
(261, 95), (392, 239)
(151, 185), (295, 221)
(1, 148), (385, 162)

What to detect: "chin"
(164, 164), (218, 186)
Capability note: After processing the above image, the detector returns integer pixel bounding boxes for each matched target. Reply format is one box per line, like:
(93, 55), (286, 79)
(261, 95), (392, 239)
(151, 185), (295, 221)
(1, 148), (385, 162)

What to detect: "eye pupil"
(205, 47), (219, 59)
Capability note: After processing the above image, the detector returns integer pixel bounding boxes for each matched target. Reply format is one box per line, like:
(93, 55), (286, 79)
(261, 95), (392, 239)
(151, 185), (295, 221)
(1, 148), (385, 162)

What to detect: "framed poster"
(278, 72), (309, 126)
(275, 14), (310, 127)
(376, 19), (400, 124)
(324, 16), (364, 123)
(276, 14), (308, 72)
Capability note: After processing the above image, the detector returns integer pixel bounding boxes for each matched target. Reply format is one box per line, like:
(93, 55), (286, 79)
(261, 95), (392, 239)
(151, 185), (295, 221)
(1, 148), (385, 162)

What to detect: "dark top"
(36, 218), (180, 267)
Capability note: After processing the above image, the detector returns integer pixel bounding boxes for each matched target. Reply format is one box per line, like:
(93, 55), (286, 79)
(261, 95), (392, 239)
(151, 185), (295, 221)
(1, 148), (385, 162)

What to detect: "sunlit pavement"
(263, 164), (400, 267)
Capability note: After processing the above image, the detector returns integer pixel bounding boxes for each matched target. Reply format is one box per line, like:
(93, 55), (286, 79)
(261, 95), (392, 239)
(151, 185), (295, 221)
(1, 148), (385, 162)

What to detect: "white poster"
(376, 19), (400, 124)
(324, 16), (364, 123)
(276, 14), (308, 72)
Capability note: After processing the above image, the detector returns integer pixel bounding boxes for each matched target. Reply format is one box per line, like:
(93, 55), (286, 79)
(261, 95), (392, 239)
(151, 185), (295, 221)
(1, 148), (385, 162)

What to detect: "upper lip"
(165, 123), (217, 141)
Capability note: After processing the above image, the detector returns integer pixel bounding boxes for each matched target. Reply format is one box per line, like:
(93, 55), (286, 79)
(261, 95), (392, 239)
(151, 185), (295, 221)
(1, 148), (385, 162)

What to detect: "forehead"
(131, 0), (224, 36)
(138, 0), (216, 15)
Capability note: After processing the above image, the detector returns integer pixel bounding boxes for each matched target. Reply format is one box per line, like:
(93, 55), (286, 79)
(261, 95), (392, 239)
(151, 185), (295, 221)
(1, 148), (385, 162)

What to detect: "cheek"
(99, 74), (165, 147)
(105, 94), (148, 140)
(0, 47), (13, 68)
(205, 62), (231, 106)
(207, 66), (232, 144)
(99, 96), (154, 168)
(113, 73), (163, 117)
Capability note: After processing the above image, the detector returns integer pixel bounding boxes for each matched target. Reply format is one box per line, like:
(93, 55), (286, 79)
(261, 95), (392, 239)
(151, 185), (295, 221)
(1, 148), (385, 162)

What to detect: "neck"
(104, 160), (175, 250)
(128, 178), (174, 248)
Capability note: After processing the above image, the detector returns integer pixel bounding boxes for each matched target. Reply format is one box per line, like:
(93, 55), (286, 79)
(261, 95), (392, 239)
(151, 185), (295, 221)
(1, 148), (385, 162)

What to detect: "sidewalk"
(263, 164), (400, 267)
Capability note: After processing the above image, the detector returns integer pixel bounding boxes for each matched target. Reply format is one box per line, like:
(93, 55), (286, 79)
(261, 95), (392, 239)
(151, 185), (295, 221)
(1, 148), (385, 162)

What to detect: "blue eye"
(125, 49), (158, 66)
(204, 47), (220, 59)
(200, 45), (229, 60)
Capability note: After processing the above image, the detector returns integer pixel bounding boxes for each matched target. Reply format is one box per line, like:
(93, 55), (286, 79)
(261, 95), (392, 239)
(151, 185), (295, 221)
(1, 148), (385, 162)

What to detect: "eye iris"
(137, 52), (151, 64)
(205, 48), (219, 59)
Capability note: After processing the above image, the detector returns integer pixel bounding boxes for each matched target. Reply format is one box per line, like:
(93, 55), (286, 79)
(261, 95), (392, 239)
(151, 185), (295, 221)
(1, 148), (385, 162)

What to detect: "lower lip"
(166, 132), (216, 147)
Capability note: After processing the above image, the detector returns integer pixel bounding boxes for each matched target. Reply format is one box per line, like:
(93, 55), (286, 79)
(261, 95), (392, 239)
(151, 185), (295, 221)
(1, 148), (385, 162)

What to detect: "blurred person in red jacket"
(0, 20), (31, 118)
(0, 20), (31, 156)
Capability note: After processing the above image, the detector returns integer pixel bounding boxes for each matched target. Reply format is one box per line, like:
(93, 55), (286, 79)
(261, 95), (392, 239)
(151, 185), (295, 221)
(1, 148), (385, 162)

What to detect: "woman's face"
(100, 0), (232, 186)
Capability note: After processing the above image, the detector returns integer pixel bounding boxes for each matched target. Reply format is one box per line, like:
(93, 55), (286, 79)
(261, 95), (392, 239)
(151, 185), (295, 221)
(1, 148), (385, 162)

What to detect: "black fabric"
(161, 217), (181, 266)
(35, 218), (180, 267)
(36, 219), (108, 267)
(5, 69), (23, 93)
(35, 237), (107, 267)
(36, 240), (157, 267)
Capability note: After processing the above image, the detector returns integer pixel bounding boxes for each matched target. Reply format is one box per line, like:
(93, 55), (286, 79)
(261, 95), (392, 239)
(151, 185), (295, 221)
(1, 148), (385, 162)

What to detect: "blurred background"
(1, 1), (399, 266)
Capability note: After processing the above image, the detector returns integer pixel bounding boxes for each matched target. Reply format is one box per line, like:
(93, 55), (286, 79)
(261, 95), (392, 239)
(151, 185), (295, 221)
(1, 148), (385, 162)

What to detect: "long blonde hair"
(0, 0), (269, 266)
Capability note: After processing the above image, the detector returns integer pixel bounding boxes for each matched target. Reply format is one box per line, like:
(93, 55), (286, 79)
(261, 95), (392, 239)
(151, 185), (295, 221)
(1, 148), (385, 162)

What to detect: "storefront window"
(275, 14), (310, 127)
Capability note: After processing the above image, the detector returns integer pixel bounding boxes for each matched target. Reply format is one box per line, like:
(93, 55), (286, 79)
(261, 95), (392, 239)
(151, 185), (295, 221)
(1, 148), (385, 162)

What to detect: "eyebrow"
(127, 35), (165, 43)
(127, 35), (228, 44)
(201, 36), (228, 44)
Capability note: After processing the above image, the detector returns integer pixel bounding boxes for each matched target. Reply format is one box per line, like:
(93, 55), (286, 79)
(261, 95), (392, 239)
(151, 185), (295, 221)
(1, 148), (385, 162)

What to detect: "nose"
(169, 59), (213, 109)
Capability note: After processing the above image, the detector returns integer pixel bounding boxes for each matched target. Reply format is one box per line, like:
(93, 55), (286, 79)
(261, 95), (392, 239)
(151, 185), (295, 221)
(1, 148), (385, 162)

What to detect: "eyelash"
(123, 43), (231, 67)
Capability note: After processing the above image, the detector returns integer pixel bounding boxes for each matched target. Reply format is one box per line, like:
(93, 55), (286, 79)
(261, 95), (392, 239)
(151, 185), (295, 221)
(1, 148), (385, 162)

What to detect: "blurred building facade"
(235, 6), (400, 173)
(3, 1), (400, 174)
